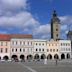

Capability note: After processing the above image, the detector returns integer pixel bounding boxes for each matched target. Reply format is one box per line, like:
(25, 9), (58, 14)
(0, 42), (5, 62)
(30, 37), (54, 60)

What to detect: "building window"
(66, 48), (68, 51)
(20, 41), (22, 45)
(31, 42), (32, 45)
(57, 49), (58, 52)
(39, 43), (41, 46)
(23, 49), (25, 52)
(53, 49), (55, 52)
(47, 49), (49, 52)
(52, 44), (53, 46)
(28, 42), (29, 45)
(39, 49), (41, 51)
(20, 49), (21, 52)
(42, 43), (44, 45)
(36, 49), (38, 51)
(5, 48), (8, 53)
(23, 42), (25, 45)
(16, 49), (17, 52)
(69, 48), (70, 51)
(36, 43), (37, 45)
(66, 44), (67, 46)
(1, 48), (3, 53)
(12, 41), (14, 45)
(63, 43), (65, 46)
(61, 43), (62, 46)
(12, 49), (14, 52)
(56, 34), (58, 37)
(56, 29), (58, 31)
(31, 48), (32, 52)
(6, 42), (7, 46)
(16, 41), (17, 45)
(68, 43), (70, 46)
(56, 44), (57, 46)
(1, 42), (3, 46)
(42, 49), (44, 51)
(50, 49), (52, 52)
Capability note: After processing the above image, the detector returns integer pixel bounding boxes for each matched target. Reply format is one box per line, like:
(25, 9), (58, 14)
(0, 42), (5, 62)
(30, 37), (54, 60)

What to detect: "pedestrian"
(56, 59), (58, 65)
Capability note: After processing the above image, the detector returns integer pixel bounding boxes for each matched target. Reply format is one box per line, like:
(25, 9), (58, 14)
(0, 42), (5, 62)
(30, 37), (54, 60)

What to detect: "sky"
(0, 0), (72, 39)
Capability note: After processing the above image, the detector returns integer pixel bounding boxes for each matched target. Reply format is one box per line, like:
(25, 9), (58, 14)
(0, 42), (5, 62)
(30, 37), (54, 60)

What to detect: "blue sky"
(0, 0), (72, 39)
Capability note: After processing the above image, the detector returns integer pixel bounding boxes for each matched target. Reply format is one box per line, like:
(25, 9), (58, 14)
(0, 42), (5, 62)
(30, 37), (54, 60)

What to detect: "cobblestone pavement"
(0, 59), (72, 72)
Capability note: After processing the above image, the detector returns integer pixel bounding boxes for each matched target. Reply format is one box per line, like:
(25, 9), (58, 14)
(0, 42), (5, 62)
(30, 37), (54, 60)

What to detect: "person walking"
(56, 59), (57, 65)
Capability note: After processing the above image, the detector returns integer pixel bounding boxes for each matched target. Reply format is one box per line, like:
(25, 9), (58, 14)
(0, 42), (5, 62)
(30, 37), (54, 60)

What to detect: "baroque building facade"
(0, 34), (71, 61)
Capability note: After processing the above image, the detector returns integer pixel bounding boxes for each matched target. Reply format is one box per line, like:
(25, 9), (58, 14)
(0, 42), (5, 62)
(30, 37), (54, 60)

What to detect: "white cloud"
(59, 16), (72, 39)
(0, 0), (28, 10)
(60, 16), (72, 26)
(0, 0), (29, 16)
(33, 24), (51, 39)
(0, 0), (51, 39)
(33, 24), (50, 35)
(59, 16), (72, 32)
(0, 11), (39, 29)
(0, 0), (41, 38)
(61, 24), (67, 31)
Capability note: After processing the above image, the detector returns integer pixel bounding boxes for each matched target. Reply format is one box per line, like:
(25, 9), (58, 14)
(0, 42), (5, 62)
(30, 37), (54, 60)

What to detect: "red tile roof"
(10, 34), (33, 39)
(0, 34), (10, 41)
(0, 34), (33, 41)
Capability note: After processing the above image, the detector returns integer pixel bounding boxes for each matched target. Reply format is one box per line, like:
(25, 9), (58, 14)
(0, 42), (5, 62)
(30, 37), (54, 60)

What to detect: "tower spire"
(51, 10), (60, 40)
(53, 10), (57, 17)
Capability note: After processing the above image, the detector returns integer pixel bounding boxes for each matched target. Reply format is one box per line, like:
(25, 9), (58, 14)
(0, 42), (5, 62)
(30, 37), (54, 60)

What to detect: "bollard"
(44, 58), (47, 65)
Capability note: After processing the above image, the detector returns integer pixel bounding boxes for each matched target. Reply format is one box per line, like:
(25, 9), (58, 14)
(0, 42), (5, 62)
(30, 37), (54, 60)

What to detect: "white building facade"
(10, 38), (34, 60)
(0, 38), (71, 61)
(47, 40), (60, 60)
(59, 40), (71, 59)
(0, 41), (11, 60)
(33, 39), (47, 60)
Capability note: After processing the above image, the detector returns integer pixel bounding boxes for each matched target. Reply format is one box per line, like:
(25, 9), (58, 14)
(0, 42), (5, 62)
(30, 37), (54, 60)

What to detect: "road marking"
(18, 62), (37, 72)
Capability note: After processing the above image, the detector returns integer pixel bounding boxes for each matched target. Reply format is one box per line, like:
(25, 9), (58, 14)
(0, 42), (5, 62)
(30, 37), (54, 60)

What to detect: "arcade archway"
(34, 54), (39, 59)
(54, 54), (59, 59)
(41, 54), (46, 59)
(20, 55), (25, 60)
(67, 53), (70, 59)
(61, 54), (65, 59)
(27, 55), (33, 60)
(47, 54), (52, 59)
(3, 56), (9, 60)
(11, 55), (18, 60)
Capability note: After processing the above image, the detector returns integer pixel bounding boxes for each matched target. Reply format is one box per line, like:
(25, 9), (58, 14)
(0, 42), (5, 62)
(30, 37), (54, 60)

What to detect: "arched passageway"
(67, 53), (70, 59)
(20, 55), (25, 60)
(61, 54), (65, 59)
(34, 54), (39, 59)
(41, 54), (46, 59)
(54, 54), (59, 59)
(11, 55), (18, 60)
(3, 56), (9, 60)
(47, 54), (52, 59)
(27, 55), (33, 60)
